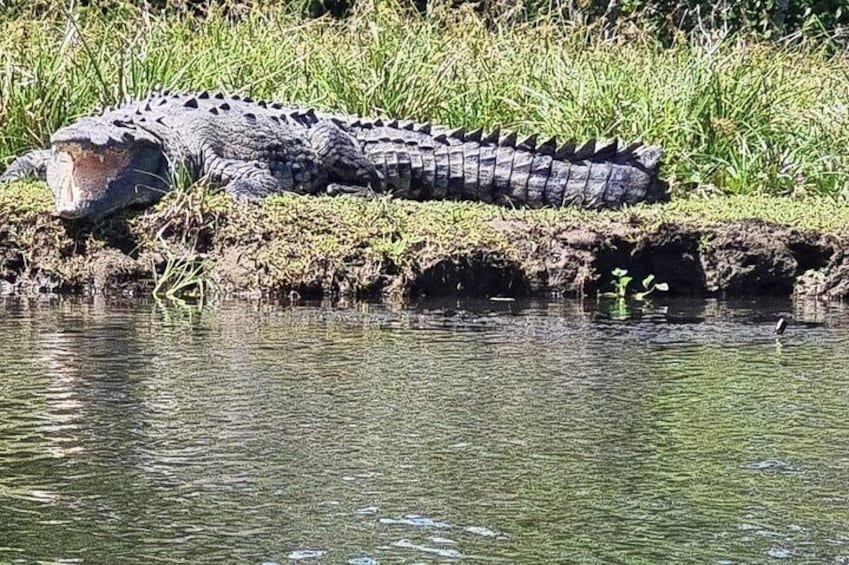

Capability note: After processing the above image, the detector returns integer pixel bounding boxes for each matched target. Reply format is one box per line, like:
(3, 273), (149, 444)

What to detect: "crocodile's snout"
(47, 144), (134, 218)
(40, 115), (169, 219)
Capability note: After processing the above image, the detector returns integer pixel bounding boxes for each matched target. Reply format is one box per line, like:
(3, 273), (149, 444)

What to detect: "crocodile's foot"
(0, 150), (51, 183)
(326, 183), (377, 198)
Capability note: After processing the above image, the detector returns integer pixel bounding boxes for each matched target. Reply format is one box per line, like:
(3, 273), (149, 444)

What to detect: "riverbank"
(2, 2), (848, 301)
(2, 182), (848, 300)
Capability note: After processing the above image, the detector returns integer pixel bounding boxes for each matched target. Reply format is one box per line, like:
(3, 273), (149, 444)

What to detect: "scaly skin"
(0, 90), (668, 219)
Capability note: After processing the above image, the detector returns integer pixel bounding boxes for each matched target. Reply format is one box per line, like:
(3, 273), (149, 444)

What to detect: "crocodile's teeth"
(61, 159), (80, 206)
(62, 175), (74, 206)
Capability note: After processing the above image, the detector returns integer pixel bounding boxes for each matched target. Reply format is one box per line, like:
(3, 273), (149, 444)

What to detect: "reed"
(0, 0), (846, 199)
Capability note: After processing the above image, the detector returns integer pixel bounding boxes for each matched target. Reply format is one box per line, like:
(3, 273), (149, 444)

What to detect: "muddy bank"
(1, 182), (848, 301)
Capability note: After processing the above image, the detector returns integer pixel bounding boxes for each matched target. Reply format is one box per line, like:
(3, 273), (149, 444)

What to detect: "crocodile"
(0, 91), (668, 219)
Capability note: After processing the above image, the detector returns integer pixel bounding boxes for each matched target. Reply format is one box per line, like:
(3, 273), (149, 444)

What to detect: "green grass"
(6, 178), (849, 234)
(0, 0), (847, 201)
(2, 179), (848, 298)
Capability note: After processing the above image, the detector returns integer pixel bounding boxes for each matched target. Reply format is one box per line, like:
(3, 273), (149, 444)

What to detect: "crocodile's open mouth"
(52, 144), (134, 217)
(47, 141), (167, 220)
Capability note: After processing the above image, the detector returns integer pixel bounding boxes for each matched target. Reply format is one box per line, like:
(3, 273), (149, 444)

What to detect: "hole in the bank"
(61, 217), (142, 258)
(789, 241), (833, 272)
(594, 237), (707, 296)
(411, 254), (529, 298)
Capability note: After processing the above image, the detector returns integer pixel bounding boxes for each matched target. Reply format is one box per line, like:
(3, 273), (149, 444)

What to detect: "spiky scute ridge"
(4, 89), (668, 217)
(133, 88), (659, 166)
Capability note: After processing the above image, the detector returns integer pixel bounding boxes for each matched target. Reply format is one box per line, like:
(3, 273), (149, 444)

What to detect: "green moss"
(0, 180), (53, 219)
(1, 180), (848, 297)
(211, 193), (513, 292)
(5, 181), (849, 241)
(627, 194), (849, 233)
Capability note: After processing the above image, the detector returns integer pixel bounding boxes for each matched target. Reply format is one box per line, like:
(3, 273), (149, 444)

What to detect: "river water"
(1, 297), (848, 563)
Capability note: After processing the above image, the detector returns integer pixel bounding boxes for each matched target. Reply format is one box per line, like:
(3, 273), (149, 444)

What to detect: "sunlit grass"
(2, 179), (848, 298)
(0, 0), (847, 200)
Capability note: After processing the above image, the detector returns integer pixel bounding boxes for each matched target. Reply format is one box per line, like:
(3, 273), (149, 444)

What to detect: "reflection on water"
(1, 297), (848, 563)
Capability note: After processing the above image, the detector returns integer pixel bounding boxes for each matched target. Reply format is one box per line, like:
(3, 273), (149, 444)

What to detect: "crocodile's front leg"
(0, 149), (52, 183)
(307, 120), (383, 196)
(203, 120), (385, 203)
(203, 157), (284, 203)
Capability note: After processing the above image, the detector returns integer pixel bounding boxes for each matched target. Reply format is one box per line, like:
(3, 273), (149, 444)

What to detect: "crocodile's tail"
(538, 138), (668, 208)
(352, 120), (668, 208)
(485, 134), (668, 208)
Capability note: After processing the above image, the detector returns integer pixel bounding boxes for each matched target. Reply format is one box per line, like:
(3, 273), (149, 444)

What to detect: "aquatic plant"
(601, 268), (669, 301)
(151, 249), (214, 301)
(599, 268), (669, 320)
(145, 167), (222, 301)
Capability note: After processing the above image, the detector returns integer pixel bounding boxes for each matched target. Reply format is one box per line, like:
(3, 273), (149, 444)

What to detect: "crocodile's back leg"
(205, 158), (290, 202)
(0, 149), (52, 182)
(307, 120), (383, 193)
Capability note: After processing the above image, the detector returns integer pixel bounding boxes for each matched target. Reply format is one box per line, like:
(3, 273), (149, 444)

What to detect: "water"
(1, 297), (849, 563)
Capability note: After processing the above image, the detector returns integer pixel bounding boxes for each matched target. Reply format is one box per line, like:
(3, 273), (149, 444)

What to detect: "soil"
(1, 187), (846, 301)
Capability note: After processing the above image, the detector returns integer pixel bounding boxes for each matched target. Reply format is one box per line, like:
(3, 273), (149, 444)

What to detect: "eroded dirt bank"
(1, 182), (848, 301)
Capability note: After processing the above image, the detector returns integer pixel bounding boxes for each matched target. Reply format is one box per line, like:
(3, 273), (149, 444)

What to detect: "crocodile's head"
(46, 117), (170, 219)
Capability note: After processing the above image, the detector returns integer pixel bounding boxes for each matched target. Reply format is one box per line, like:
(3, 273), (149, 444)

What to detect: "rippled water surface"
(1, 297), (849, 563)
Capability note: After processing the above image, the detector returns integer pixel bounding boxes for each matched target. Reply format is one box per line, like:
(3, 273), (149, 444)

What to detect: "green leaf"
(611, 268), (629, 278)
(642, 274), (655, 289)
(655, 282), (670, 292)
